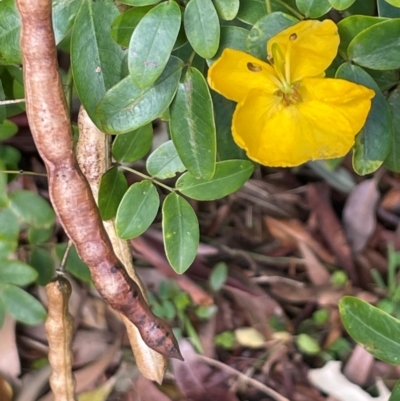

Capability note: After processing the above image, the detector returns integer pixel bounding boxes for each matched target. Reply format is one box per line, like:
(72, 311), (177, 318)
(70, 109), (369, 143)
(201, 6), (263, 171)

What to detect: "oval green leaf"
(389, 381), (400, 401)
(0, 119), (18, 141)
(184, 0), (220, 59)
(9, 190), (55, 228)
(339, 296), (400, 364)
(111, 6), (153, 48)
(129, 1), (181, 88)
(212, 0), (239, 20)
(348, 19), (400, 70)
(0, 0), (21, 65)
(116, 180), (160, 239)
(296, 0), (331, 17)
(98, 166), (128, 221)
(27, 225), (54, 245)
(0, 208), (19, 258)
(378, 0), (400, 17)
(170, 67), (216, 180)
(0, 259), (38, 286)
(96, 56), (183, 134)
(112, 124), (153, 162)
(119, 0), (160, 4)
(246, 12), (298, 59)
(0, 160), (7, 208)
(328, 0), (356, 9)
(71, 0), (125, 126)
(385, 86), (400, 172)
(162, 193), (199, 274)
(52, 0), (82, 44)
(56, 243), (92, 284)
(29, 247), (55, 286)
(336, 63), (391, 175)
(0, 284), (46, 325)
(176, 160), (254, 201)
(146, 140), (186, 179)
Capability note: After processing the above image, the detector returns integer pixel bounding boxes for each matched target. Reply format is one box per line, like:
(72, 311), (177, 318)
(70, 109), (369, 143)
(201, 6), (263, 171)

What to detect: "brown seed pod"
(45, 276), (77, 401)
(16, 0), (182, 360)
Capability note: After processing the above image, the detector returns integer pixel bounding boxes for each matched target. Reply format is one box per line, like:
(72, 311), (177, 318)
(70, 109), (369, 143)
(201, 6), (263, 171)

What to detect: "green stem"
(187, 50), (196, 67)
(64, 67), (73, 111)
(0, 169), (47, 177)
(265, 0), (272, 14)
(273, 0), (304, 19)
(120, 165), (176, 193)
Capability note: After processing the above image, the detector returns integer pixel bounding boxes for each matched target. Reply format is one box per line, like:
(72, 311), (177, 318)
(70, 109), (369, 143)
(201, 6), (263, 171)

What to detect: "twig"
(196, 354), (290, 401)
(0, 98), (25, 105)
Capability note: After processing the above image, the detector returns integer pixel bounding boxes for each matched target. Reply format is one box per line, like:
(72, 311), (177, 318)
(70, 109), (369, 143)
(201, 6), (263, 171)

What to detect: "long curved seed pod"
(45, 276), (77, 401)
(16, 0), (182, 360)
(76, 107), (167, 383)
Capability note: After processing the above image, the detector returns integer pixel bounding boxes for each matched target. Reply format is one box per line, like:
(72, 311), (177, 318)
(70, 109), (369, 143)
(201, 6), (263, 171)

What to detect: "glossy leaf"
(0, 284), (46, 325)
(385, 0), (400, 6)
(112, 124), (153, 162)
(246, 12), (298, 59)
(71, 0), (125, 126)
(212, 0), (240, 20)
(336, 63), (391, 175)
(337, 16), (386, 58)
(116, 180), (159, 239)
(52, 0), (82, 44)
(119, 0), (160, 4)
(98, 166), (128, 221)
(170, 67), (216, 180)
(296, 0), (332, 18)
(96, 56), (182, 134)
(0, 80), (5, 123)
(339, 296), (400, 364)
(328, 0), (356, 9)
(9, 190), (55, 228)
(27, 226), (54, 245)
(348, 19), (400, 70)
(0, 120), (18, 141)
(176, 160), (254, 201)
(55, 243), (91, 283)
(389, 381), (400, 401)
(29, 247), (55, 286)
(128, 1), (181, 88)
(0, 208), (19, 258)
(0, 160), (7, 208)
(184, 0), (220, 59)
(385, 86), (400, 172)
(162, 193), (199, 274)
(0, 0), (21, 65)
(146, 140), (186, 179)
(378, 0), (400, 16)
(111, 6), (153, 48)
(0, 259), (38, 286)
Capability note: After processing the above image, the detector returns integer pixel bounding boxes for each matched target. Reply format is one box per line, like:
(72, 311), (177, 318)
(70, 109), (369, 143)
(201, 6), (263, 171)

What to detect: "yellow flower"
(207, 20), (375, 167)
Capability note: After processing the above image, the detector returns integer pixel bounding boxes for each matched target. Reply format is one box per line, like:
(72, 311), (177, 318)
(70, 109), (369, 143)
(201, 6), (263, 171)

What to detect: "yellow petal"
(267, 20), (339, 82)
(207, 48), (278, 103)
(232, 79), (374, 167)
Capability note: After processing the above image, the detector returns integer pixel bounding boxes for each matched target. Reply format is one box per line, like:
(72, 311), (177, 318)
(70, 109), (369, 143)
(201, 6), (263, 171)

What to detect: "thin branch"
(0, 98), (26, 105)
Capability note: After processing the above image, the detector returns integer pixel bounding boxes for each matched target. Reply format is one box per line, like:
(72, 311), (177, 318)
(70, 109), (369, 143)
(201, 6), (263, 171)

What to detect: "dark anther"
(289, 33), (297, 41)
(247, 62), (262, 72)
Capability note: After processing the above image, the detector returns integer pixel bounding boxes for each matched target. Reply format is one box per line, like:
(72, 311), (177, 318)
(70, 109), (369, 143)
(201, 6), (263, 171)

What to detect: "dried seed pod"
(16, 0), (182, 360)
(45, 276), (77, 401)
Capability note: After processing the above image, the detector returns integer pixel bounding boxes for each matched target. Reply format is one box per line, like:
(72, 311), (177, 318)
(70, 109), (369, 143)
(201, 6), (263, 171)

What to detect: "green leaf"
(296, 333), (321, 355)
(119, 0), (160, 5)
(0, 145), (20, 175)
(0, 119), (18, 141)
(170, 67), (216, 180)
(209, 262), (228, 291)
(71, 0), (125, 127)
(328, 0), (356, 9)
(212, 92), (246, 161)
(27, 226), (54, 245)
(55, 243), (92, 284)
(0, 0), (21, 65)
(339, 296), (400, 364)
(366, 68), (399, 92)
(128, 1), (181, 89)
(111, 6), (153, 48)
(9, 190), (56, 228)
(212, 0), (240, 20)
(184, 0), (220, 59)
(0, 208), (19, 258)
(98, 166), (128, 220)
(52, 0), (82, 44)
(389, 381), (400, 401)
(385, 0), (400, 6)
(378, 0), (400, 16)
(296, 0), (331, 17)
(162, 193), (199, 274)
(336, 63), (391, 175)
(208, 26), (249, 66)
(116, 180), (159, 239)
(112, 124), (153, 162)
(0, 260), (38, 286)
(176, 160), (254, 201)
(96, 56), (183, 134)
(0, 159), (7, 208)
(0, 80), (5, 123)
(385, 86), (400, 172)
(337, 16), (386, 59)
(348, 19), (400, 70)
(0, 284), (46, 325)
(29, 247), (55, 286)
(146, 140), (186, 179)
(246, 12), (298, 59)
